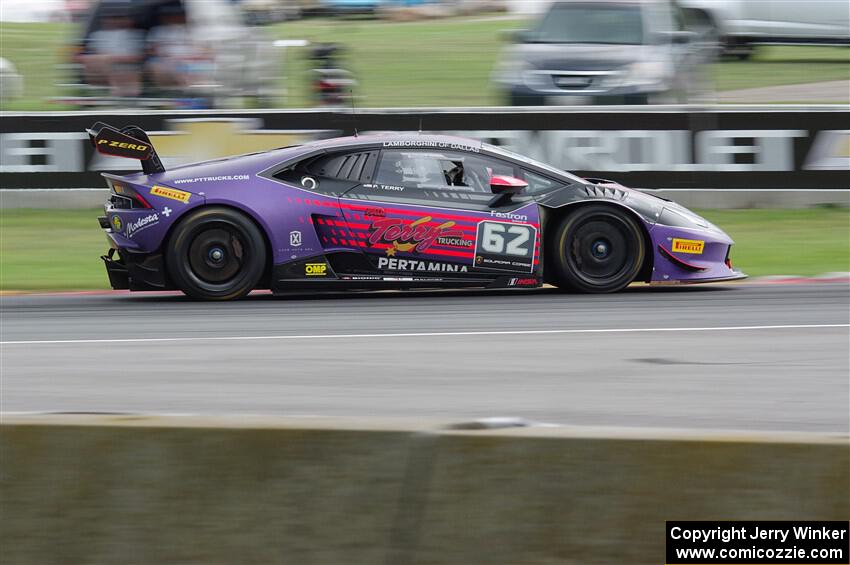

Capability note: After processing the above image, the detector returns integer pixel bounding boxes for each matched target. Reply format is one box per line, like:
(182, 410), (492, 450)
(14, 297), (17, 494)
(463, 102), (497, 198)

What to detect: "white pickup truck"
(678, 0), (850, 58)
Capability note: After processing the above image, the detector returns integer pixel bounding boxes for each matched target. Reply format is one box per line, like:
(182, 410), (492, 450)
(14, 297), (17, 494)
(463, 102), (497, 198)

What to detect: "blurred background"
(1, 5), (847, 563)
(1, 0), (848, 110)
(1, 0), (848, 290)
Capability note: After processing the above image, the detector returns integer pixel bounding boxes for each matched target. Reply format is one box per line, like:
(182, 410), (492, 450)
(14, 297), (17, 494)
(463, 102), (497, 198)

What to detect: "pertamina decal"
(671, 238), (705, 254)
(378, 257), (468, 273)
(150, 185), (191, 204)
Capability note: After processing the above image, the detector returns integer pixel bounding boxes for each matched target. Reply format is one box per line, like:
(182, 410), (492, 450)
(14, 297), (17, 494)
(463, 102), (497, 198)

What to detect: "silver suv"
(494, 0), (708, 105)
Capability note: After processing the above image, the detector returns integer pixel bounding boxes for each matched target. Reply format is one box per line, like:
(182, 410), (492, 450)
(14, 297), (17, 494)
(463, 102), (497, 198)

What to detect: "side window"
(308, 151), (377, 182)
(273, 150), (377, 190)
(520, 169), (562, 194)
(375, 150), (515, 193)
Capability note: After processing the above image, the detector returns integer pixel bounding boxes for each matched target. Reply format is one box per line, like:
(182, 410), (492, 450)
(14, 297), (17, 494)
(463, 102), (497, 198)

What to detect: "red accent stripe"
(368, 243), (474, 259)
(344, 221), (371, 230)
(345, 216), (478, 233)
(658, 245), (708, 272)
(341, 201), (538, 228)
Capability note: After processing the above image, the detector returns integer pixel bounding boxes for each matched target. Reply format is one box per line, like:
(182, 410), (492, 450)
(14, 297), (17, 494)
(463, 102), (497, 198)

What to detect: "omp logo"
(305, 263), (327, 276)
(150, 185), (191, 203)
(97, 139), (148, 152)
(672, 238), (705, 254)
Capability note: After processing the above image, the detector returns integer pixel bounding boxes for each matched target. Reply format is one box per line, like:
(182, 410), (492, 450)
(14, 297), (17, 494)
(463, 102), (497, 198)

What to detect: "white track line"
(1, 324), (847, 346)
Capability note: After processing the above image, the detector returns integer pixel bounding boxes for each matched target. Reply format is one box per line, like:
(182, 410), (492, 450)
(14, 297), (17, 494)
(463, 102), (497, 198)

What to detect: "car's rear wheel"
(548, 205), (645, 293)
(166, 207), (266, 300)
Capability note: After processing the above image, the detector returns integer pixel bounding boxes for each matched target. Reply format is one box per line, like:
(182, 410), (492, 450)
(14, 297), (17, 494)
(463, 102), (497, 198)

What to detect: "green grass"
(1, 18), (848, 111)
(272, 16), (520, 108)
(0, 209), (109, 290)
(1, 208), (847, 291)
(711, 46), (850, 92)
(0, 22), (75, 111)
(697, 208), (850, 277)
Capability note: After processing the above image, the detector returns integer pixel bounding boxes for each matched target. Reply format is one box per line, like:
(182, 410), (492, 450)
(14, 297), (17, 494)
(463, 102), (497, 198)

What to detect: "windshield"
(483, 144), (584, 184)
(529, 3), (645, 45)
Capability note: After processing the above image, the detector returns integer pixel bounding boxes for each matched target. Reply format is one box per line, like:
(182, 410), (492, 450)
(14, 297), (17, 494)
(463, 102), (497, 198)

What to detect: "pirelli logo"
(305, 263), (328, 276)
(671, 238), (705, 254)
(150, 185), (191, 204)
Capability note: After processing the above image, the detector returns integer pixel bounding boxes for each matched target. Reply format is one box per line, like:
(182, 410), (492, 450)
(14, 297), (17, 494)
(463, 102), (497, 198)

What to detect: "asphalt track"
(1, 282), (848, 433)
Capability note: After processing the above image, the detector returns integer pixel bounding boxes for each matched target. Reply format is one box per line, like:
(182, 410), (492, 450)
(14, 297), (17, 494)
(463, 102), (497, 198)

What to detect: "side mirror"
(489, 175), (528, 207)
(490, 175), (528, 195)
(501, 29), (531, 43)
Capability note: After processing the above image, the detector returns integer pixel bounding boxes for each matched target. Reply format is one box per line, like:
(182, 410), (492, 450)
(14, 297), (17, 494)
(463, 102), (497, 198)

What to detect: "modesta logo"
(126, 212), (159, 238)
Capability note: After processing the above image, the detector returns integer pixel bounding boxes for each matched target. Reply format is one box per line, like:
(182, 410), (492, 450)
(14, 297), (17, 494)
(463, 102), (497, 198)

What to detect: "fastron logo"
(490, 210), (528, 222)
(125, 212), (159, 238)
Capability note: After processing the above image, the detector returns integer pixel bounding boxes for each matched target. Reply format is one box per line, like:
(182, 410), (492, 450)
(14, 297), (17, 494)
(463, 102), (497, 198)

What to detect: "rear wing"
(87, 122), (165, 175)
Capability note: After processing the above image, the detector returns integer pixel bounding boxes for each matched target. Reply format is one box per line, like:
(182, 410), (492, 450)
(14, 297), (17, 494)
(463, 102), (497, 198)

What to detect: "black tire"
(166, 207), (267, 300)
(547, 205), (645, 293)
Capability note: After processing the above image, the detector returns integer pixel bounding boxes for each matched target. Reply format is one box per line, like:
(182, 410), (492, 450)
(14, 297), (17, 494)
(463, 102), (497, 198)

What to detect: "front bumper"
(649, 224), (746, 284)
(504, 79), (663, 103)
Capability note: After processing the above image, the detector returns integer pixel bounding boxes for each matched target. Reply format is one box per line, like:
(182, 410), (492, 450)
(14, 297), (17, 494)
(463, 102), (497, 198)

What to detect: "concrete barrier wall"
(2, 106), (849, 209)
(1, 415), (847, 564)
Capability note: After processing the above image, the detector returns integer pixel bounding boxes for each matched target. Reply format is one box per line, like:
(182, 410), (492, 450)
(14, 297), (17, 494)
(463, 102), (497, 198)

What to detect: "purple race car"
(90, 122), (745, 300)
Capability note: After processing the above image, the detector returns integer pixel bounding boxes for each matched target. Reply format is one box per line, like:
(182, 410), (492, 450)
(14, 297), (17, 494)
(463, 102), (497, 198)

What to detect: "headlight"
(522, 69), (550, 90)
(493, 57), (531, 86)
(603, 60), (669, 89)
(658, 206), (711, 229)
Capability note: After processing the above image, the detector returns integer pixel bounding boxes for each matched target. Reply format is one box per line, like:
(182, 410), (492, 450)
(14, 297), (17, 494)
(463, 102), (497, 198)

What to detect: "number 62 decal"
(474, 221), (537, 273)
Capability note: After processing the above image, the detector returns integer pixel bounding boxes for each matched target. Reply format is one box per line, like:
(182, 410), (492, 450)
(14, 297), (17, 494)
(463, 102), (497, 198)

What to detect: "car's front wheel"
(548, 205), (645, 293)
(166, 207), (267, 300)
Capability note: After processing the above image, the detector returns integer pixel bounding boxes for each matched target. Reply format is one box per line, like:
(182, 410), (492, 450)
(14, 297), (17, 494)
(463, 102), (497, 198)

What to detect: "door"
(340, 147), (542, 277)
